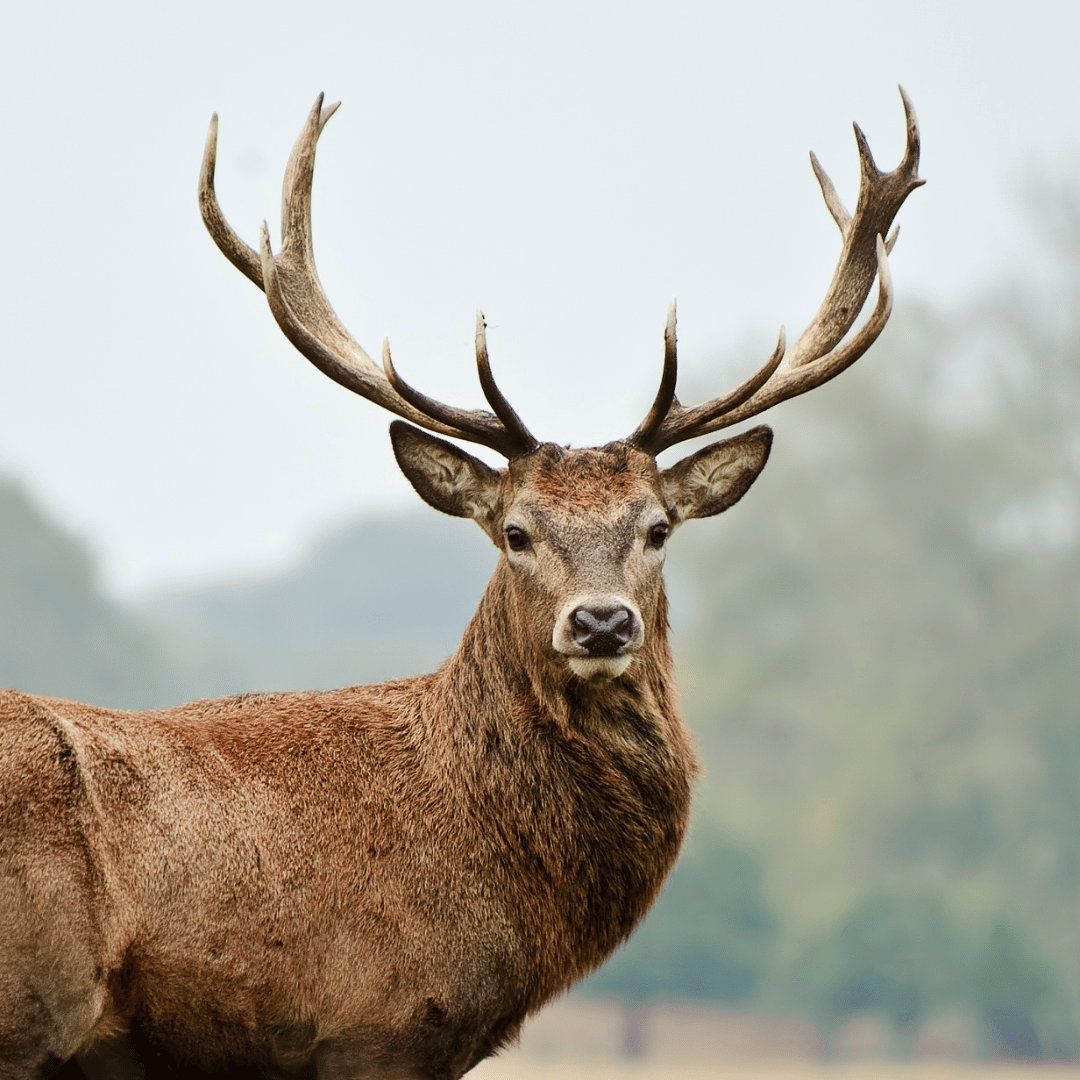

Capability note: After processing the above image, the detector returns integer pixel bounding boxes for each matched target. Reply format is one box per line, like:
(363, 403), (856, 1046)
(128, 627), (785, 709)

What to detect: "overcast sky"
(1, 0), (1076, 596)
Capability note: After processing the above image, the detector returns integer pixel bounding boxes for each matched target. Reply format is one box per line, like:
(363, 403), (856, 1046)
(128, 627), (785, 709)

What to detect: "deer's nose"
(570, 605), (637, 657)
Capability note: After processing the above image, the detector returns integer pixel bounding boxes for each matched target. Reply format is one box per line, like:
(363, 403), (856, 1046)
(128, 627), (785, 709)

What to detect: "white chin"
(567, 655), (633, 680)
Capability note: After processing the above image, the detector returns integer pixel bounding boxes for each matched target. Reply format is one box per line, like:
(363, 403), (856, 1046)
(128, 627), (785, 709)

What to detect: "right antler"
(629, 87), (924, 455)
(199, 95), (538, 460)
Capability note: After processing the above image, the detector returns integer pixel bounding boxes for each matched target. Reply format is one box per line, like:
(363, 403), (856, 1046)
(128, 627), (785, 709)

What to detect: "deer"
(0, 90), (922, 1079)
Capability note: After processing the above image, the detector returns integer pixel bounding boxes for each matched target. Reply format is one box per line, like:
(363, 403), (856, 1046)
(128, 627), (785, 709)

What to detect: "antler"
(629, 87), (924, 455)
(199, 95), (538, 459)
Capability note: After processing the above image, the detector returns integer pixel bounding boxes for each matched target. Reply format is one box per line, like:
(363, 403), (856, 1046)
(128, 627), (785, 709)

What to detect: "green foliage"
(973, 923), (1054, 1059)
(882, 793), (997, 870)
(582, 829), (776, 1003)
(792, 892), (969, 1041)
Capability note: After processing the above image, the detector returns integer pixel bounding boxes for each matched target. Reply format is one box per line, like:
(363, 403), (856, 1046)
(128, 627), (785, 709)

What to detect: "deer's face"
(391, 423), (772, 680)
(499, 444), (669, 679)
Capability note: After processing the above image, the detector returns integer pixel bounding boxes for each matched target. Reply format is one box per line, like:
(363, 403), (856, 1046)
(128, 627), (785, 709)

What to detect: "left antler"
(629, 87), (924, 455)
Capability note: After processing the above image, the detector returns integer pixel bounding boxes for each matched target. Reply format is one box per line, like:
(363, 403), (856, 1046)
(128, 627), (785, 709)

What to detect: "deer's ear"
(660, 425), (772, 523)
(390, 421), (503, 530)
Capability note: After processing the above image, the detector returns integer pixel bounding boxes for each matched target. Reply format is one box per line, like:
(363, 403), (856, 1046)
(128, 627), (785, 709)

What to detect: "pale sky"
(1, 0), (1076, 596)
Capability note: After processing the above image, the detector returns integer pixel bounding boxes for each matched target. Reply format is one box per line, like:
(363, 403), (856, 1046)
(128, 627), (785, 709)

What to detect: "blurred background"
(2, 0), (1079, 1072)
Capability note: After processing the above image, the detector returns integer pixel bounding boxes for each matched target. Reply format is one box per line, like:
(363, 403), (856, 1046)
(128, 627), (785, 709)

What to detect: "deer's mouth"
(566, 655), (635, 680)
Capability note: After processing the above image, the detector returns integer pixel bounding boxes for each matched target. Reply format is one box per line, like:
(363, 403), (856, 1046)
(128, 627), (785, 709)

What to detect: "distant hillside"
(0, 479), (180, 708)
(139, 512), (498, 692)
(0, 477), (499, 704)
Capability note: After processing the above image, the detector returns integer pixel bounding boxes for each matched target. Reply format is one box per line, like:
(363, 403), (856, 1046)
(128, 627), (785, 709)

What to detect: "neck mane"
(418, 557), (695, 1000)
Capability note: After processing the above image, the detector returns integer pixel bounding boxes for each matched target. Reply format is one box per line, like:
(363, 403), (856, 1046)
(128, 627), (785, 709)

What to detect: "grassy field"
(468, 1001), (1080, 1078)
(473, 1064), (1080, 1080)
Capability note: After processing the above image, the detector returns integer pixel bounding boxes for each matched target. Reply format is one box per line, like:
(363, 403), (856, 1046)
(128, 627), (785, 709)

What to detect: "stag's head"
(199, 93), (922, 680)
(390, 411), (771, 679)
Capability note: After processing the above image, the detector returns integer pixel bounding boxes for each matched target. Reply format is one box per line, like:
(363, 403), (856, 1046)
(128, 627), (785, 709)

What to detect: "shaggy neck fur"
(423, 558), (696, 1005)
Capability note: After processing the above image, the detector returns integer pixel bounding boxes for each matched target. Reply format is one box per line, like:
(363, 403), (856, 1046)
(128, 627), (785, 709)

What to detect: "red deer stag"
(0, 91), (922, 1079)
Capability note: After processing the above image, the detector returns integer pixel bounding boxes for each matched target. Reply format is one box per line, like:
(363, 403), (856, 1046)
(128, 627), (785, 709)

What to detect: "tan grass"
(473, 1064), (1080, 1080)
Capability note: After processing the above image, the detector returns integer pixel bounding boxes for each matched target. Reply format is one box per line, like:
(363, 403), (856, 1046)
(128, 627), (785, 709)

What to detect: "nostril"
(571, 608), (602, 645)
(570, 605), (636, 654)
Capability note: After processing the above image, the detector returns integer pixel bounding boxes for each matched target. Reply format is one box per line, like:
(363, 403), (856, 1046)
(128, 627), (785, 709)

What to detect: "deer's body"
(0, 94), (921, 1078)
(2, 445), (696, 1077)
(1, 575), (689, 1075)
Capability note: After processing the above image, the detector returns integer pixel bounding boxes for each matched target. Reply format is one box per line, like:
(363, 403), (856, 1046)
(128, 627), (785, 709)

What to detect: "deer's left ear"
(660, 425), (773, 523)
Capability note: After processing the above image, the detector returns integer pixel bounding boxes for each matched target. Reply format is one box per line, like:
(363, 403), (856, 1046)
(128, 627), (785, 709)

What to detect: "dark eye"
(648, 522), (669, 549)
(505, 526), (529, 552)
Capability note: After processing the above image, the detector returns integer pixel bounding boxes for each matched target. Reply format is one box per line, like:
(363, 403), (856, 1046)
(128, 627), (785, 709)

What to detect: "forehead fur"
(507, 442), (660, 511)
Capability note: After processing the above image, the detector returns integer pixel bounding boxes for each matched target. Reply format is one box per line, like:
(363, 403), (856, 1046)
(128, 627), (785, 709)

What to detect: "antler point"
(381, 337), (398, 380)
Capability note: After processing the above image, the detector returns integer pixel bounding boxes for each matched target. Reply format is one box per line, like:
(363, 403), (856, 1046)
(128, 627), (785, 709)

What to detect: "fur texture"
(0, 436), (772, 1078)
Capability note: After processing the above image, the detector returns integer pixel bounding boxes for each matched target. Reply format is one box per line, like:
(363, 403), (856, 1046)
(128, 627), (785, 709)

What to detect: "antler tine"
(200, 95), (382, 376)
(278, 94), (339, 267)
(811, 150), (851, 235)
(628, 301), (679, 450)
(202, 97), (538, 459)
(258, 94), (385, 380)
(633, 325), (785, 455)
(381, 336), (530, 459)
(897, 85), (920, 175)
(474, 311), (539, 455)
(781, 86), (922, 372)
(200, 113), (263, 289)
(634, 87), (923, 452)
(257, 222), (522, 454)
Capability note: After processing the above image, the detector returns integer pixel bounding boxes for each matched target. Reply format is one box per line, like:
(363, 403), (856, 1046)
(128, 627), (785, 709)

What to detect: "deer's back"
(0, 682), (529, 1067)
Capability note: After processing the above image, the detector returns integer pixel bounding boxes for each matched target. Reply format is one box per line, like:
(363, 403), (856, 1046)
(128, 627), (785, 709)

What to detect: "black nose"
(570, 605), (636, 657)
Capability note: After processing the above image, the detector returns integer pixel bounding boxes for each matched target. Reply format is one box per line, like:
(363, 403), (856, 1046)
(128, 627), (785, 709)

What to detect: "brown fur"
(0, 438), (771, 1080)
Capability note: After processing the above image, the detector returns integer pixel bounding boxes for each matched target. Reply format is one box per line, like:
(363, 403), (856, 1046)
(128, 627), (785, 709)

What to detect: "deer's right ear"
(390, 421), (503, 530)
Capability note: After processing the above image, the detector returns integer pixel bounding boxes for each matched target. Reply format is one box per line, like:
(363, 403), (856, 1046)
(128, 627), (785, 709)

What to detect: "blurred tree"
(581, 828), (776, 1054)
(973, 923), (1053, 1059)
(140, 512), (495, 691)
(791, 892), (970, 1056)
(666, 182), (1080, 1056)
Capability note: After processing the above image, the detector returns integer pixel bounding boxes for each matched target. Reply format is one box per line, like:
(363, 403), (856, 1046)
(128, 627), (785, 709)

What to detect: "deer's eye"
(647, 522), (669, 549)
(505, 526), (530, 552)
